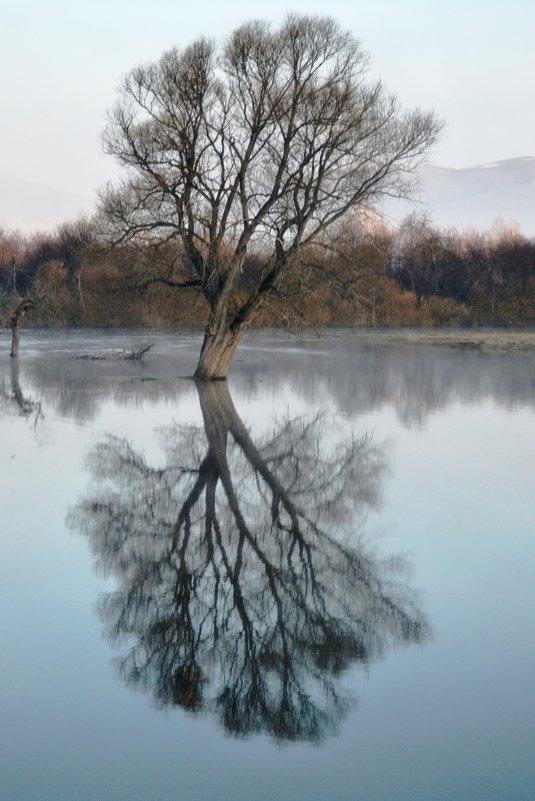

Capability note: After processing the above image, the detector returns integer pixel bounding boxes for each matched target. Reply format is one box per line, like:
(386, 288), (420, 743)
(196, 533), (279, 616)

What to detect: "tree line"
(1, 213), (534, 334)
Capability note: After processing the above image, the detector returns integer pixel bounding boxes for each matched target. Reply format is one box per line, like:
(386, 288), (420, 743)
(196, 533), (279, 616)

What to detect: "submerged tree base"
(194, 328), (244, 380)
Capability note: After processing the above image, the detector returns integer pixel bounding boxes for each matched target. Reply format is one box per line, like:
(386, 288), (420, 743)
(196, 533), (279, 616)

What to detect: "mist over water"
(1, 330), (534, 801)
(3, 328), (535, 422)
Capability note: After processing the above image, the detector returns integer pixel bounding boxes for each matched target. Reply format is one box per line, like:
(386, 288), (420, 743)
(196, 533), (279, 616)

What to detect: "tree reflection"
(71, 382), (428, 742)
(0, 360), (43, 424)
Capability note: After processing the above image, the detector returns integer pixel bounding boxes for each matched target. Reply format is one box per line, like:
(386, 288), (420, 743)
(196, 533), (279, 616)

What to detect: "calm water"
(1, 330), (534, 801)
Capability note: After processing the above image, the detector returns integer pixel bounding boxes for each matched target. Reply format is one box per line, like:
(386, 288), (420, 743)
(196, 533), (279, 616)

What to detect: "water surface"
(1, 330), (534, 800)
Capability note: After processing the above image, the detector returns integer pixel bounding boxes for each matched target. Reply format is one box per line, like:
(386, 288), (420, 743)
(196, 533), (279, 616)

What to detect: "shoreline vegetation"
(2, 214), (535, 359)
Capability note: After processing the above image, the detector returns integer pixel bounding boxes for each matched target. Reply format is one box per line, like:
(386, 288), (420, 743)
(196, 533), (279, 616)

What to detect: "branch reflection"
(71, 382), (429, 742)
(0, 360), (43, 424)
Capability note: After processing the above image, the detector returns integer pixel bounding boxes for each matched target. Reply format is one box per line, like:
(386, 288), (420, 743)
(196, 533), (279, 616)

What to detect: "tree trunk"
(9, 297), (39, 359)
(10, 318), (21, 358)
(194, 325), (245, 380)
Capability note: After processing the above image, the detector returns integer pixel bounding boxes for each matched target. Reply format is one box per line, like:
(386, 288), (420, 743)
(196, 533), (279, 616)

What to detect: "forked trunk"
(194, 326), (244, 380)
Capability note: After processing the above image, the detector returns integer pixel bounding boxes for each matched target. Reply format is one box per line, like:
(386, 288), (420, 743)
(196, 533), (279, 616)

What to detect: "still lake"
(1, 329), (534, 801)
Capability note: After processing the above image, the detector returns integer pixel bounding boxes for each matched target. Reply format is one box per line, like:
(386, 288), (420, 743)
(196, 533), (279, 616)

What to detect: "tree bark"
(10, 317), (21, 358)
(194, 325), (245, 380)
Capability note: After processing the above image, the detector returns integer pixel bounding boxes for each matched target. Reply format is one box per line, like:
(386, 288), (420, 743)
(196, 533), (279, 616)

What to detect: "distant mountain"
(0, 174), (95, 233)
(382, 156), (535, 236)
(2, 157), (534, 237)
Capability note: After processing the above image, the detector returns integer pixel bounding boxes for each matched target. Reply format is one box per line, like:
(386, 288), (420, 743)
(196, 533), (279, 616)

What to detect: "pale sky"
(1, 0), (533, 227)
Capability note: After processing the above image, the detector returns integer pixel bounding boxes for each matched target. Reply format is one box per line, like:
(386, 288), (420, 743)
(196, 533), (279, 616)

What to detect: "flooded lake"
(1, 330), (534, 801)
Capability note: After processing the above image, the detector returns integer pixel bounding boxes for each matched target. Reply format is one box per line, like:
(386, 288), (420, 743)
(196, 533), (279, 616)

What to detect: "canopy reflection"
(70, 381), (429, 743)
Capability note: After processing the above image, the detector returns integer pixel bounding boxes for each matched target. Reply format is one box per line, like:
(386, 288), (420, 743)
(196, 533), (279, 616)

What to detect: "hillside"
(383, 156), (535, 236)
(1, 157), (534, 237)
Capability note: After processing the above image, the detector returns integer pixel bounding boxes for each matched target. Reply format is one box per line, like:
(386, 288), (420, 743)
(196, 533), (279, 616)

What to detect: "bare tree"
(391, 212), (444, 306)
(0, 227), (50, 356)
(1, 286), (44, 358)
(7, 295), (44, 358)
(52, 217), (96, 324)
(101, 14), (441, 378)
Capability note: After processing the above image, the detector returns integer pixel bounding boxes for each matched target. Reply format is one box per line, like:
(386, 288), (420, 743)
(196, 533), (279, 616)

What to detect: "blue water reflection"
(1, 330), (534, 801)
(69, 381), (428, 743)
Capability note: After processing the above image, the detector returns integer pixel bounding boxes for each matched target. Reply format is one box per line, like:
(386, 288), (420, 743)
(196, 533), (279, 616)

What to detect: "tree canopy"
(101, 14), (441, 377)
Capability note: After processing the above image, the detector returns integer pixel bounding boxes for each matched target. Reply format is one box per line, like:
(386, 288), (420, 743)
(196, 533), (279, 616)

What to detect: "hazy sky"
(1, 0), (533, 219)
